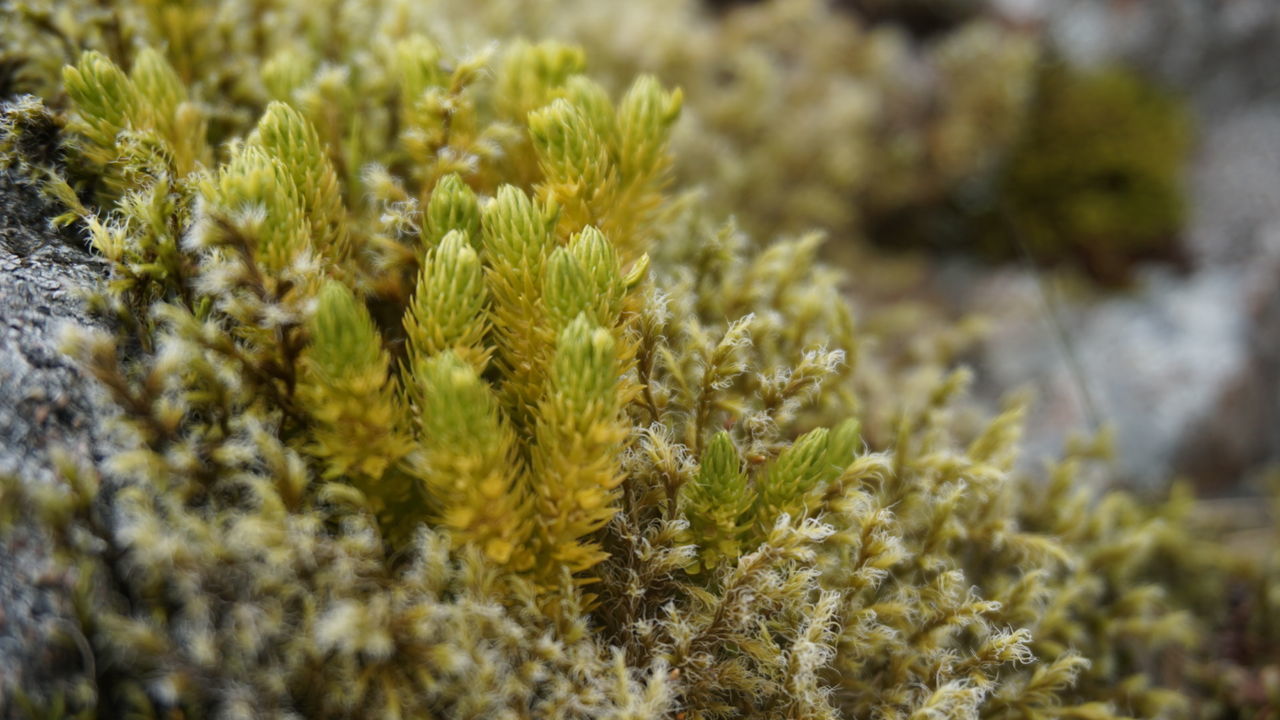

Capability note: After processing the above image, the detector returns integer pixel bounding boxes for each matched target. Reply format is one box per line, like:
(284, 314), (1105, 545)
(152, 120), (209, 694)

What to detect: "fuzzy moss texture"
(0, 1), (1277, 719)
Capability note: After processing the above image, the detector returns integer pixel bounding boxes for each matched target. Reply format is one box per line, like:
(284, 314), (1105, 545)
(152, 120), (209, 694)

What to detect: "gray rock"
(994, 0), (1280, 116)
(940, 0), (1280, 492)
(0, 170), (110, 716)
(957, 99), (1280, 491)
(964, 262), (1265, 489)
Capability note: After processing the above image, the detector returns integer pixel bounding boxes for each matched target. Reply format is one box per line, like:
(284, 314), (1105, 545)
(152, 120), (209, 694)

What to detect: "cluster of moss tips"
(0, 1), (1276, 719)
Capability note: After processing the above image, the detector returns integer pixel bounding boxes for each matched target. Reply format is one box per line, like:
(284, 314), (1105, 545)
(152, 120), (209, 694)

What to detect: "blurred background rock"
(958, 0), (1280, 494)
(651, 0), (1280, 496)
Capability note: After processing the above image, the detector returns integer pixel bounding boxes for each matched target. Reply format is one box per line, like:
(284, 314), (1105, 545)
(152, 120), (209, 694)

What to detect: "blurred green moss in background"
(991, 62), (1192, 284)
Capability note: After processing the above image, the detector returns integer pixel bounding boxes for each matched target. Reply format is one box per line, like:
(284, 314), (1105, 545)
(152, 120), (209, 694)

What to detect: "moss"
(0, 0), (1040, 249)
(990, 63), (1193, 283)
(0, 2), (1272, 719)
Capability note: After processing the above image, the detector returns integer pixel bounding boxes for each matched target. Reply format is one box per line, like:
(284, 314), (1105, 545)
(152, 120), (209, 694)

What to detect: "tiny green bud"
(424, 173), (481, 248)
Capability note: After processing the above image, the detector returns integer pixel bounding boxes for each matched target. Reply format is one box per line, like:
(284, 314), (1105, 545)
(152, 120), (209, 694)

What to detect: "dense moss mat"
(991, 63), (1192, 284)
(0, 1), (1274, 718)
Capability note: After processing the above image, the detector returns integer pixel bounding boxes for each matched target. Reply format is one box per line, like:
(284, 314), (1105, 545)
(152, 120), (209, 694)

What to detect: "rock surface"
(1040, 0), (1280, 117)
(0, 171), (110, 714)
(957, 1), (1280, 491)
(992, 0), (1280, 122)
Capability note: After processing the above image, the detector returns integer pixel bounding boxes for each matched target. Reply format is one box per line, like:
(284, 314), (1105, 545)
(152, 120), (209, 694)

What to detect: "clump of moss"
(0, 2), (1272, 719)
(868, 60), (1192, 285)
(990, 63), (1193, 283)
(0, 0), (1041, 249)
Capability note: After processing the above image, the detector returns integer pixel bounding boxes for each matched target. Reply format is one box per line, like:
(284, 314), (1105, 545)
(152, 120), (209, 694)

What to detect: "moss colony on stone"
(0, 1), (1275, 719)
(867, 61), (1191, 285)
(989, 63), (1192, 283)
